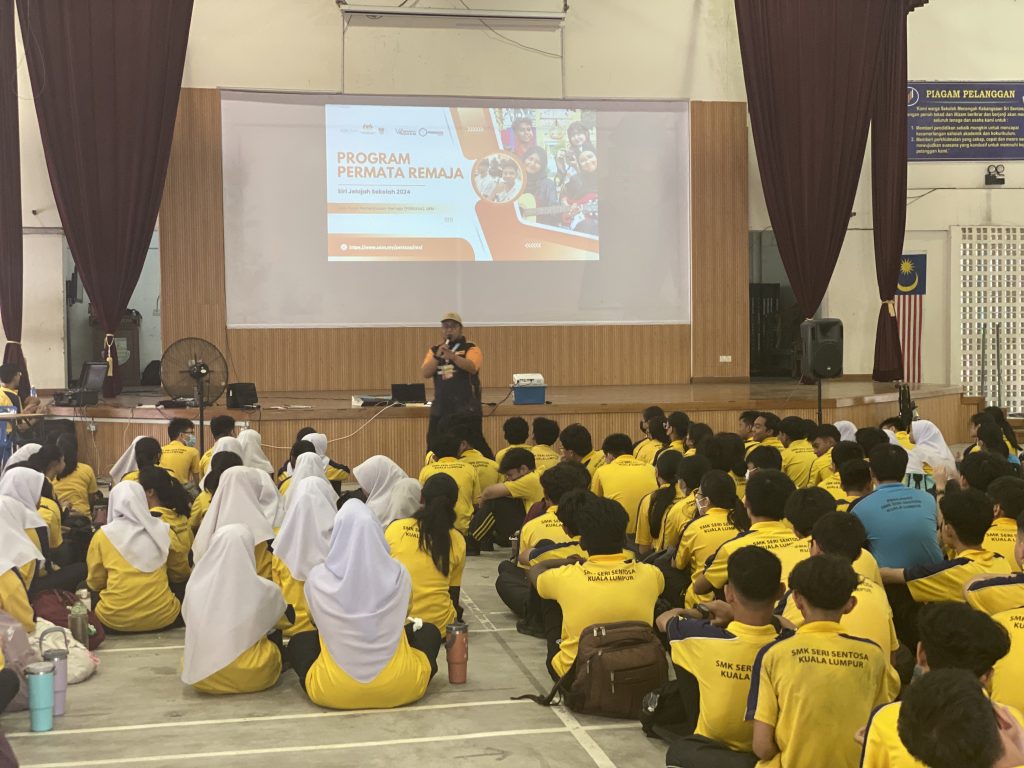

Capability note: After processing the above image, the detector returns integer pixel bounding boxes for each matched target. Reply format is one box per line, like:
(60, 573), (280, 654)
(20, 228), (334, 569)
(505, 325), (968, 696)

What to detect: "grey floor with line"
(4, 552), (667, 768)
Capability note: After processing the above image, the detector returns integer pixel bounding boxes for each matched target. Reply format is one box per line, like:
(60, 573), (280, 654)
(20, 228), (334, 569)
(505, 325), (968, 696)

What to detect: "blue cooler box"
(513, 385), (546, 405)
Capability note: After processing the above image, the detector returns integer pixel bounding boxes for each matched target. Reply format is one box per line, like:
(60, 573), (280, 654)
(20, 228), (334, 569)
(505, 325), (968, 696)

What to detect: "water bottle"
(39, 628), (69, 716)
(68, 601), (90, 646)
(25, 661), (55, 732)
(445, 622), (469, 684)
(30, 386), (37, 399)
(76, 588), (92, 612)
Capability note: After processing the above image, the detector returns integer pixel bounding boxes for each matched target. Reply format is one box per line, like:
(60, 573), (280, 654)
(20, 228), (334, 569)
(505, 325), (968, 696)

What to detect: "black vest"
(430, 339), (481, 416)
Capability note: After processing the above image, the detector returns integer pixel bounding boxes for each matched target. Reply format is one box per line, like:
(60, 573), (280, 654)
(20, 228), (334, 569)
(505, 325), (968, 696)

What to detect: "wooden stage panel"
(50, 382), (978, 479)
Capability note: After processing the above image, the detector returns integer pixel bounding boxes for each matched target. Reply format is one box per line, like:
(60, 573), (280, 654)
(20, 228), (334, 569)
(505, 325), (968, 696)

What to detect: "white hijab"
(906, 419), (957, 475)
(284, 453), (329, 504)
(352, 456), (409, 526)
(834, 421), (857, 443)
(200, 436), (246, 485)
(181, 524), (285, 685)
(193, 466), (278, 562)
(304, 500), (412, 683)
(388, 478), (423, 525)
(302, 433), (329, 457)
(1, 443), (41, 476)
(110, 436), (144, 484)
(0, 467), (46, 529)
(274, 477), (339, 581)
(0, 512), (44, 575)
(237, 429), (275, 474)
(103, 482), (171, 573)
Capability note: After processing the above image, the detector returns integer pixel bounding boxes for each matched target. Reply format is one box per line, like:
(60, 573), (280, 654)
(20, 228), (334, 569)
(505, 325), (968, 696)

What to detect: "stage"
(45, 380), (978, 479)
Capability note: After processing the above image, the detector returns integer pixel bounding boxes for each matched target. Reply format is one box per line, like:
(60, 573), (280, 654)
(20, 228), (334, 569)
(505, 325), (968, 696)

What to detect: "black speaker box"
(227, 382), (259, 409)
(801, 319), (843, 379)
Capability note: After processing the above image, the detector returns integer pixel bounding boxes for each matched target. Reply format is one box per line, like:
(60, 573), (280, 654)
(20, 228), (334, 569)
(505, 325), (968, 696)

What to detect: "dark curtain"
(17, 0), (193, 395)
(871, 0), (929, 381)
(735, 0), (889, 319)
(0, 0), (29, 399)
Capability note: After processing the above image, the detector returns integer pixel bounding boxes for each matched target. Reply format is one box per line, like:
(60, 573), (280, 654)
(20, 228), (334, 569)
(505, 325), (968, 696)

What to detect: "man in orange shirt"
(421, 312), (488, 454)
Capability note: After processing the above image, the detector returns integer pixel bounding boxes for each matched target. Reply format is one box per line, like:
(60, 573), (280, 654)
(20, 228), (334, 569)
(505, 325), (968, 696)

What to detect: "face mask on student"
(184, 434), (196, 448)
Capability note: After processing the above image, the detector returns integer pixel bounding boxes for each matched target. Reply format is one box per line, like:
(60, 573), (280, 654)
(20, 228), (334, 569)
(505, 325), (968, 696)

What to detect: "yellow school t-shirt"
(518, 506), (572, 569)
(965, 573), (1024, 616)
(635, 485), (683, 550)
(38, 497), (63, 550)
(151, 506), (192, 583)
(504, 470), (545, 515)
(271, 556), (314, 637)
(190, 637), (282, 695)
(818, 472), (854, 512)
(495, 443), (530, 467)
(536, 553), (664, 677)
(53, 463), (98, 518)
(460, 448), (500, 491)
(905, 548), (1013, 604)
(590, 455), (659, 535)
(632, 438), (663, 465)
(326, 464), (350, 484)
(809, 449), (833, 487)
(86, 529), (181, 632)
(993, 607), (1024, 714)
(159, 441), (201, 484)
(198, 447), (214, 478)
(781, 439), (817, 488)
(385, 518), (466, 635)
(20, 529), (40, 589)
(531, 444), (561, 474)
(304, 631), (431, 710)
(120, 470), (140, 484)
(190, 490), (211, 533)
(703, 520), (801, 592)
(668, 619), (781, 752)
(984, 517), (1021, 572)
(0, 568), (34, 633)
(581, 450), (605, 478)
(674, 508), (741, 580)
(660, 493), (699, 551)
(418, 457), (481, 533)
(749, 621), (892, 768)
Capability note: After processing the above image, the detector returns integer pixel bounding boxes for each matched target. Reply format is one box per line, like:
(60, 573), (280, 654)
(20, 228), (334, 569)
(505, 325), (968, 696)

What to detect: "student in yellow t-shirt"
(118, 436), (162, 485)
(656, 546), (785, 765)
(52, 433), (99, 519)
(860, 601), (1013, 768)
(896, 668), (1024, 768)
(471, 447), (544, 552)
(417, 432), (480, 534)
(779, 416), (817, 489)
(632, 405), (669, 465)
(190, 452), (243, 533)
(696, 433), (749, 501)
(665, 411), (691, 457)
(289, 501), (442, 710)
(86, 482), (182, 633)
(808, 423), (841, 487)
(532, 490), (664, 680)
(494, 416), (530, 467)
(199, 415), (237, 477)
(591, 433), (659, 538)
(738, 410), (760, 457)
(880, 416), (915, 453)
(661, 455), (711, 553)
(181, 524), (288, 694)
(675, 470), (745, 608)
(750, 412), (786, 453)
(0, 520), (39, 633)
(159, 417), (201, 486)
(745, 444), (783, 475)
(386, 474), (466, 636)
(558, 423), (604, 478)
(984, 477), (1024, 571)
(748, 555), (892, 768)
(685, 423), (712, 458)
(635, 450), (684, 556)
(530, 417), (562, 474)
(138, 467), (194, 589)
(816, 441), (866, 510)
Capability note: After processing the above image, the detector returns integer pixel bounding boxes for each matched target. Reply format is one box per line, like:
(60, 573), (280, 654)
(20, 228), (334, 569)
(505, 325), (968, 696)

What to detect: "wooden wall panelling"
(689, 101), (749, 379)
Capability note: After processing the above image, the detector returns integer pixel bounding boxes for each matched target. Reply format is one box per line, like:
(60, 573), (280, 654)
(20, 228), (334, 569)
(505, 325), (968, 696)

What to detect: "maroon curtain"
(871, 0), (929, 381)
(0, 0), (29, 399)
(17, 0), (193, 395)
(735, 0), (889, 318)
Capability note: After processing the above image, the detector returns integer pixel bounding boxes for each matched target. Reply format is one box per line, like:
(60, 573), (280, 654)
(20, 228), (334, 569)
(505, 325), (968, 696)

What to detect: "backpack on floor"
(31, 590), (105, 651)
(516, 621), (668, 720)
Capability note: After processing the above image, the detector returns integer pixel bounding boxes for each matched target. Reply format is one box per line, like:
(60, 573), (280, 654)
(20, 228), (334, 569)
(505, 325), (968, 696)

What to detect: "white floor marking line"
(6, 699), (532, 739)
(97, 645), (185, 653)
(19, 726), (576, 767)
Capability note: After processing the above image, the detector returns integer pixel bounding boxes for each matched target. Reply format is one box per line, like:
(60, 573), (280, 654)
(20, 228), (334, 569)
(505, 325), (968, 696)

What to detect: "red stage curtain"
(0, 0), (29, 399)
(871, 0), (929, 382)
(735, 0), (888, 319)
(17, 0), (193, 395)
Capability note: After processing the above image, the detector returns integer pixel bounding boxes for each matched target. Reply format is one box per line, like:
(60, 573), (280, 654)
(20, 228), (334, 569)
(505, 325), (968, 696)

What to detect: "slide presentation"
(325, 105), (599, 262)
(221, 92), (691, 328)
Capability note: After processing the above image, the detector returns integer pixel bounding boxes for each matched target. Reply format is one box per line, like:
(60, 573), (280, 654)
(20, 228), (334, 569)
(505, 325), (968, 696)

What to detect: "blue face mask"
(184, 434), (196, 448)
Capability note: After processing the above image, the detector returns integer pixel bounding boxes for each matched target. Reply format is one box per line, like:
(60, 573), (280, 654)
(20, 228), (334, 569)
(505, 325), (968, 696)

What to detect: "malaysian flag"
(895, 253), (927, 383)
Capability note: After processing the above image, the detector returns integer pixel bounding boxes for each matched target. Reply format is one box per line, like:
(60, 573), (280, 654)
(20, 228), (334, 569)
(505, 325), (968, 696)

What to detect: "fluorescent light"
(335, 3), (566, 22)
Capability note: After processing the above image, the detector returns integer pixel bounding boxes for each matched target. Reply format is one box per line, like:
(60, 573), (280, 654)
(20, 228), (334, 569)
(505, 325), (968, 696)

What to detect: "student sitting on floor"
(193, 466), (281, 579)
(272, 476), (339, 637)
(591, 433), (659, 543)
(418, 433), (480, 536)
(159, 418), (200, 486)
(138, 467), (193, 588)
(275, 438), (318, 489)
(665, 410), (690, 456)
(190, 451), (243, 533)
(750, 412), (785, 453)
(897, 669), (1024, 768)
(558, 423), (604, 478)
(983, 477), (1024, 569)
(52, 432), (100, 519)
(495, 416), (530, 466)
(661, 454), (711, 549)
(118, 437), (162, 485)
(745, 444), (782, 476)
(531, 490), (664, 682)
(471, 447), (544, 553)
(684, 423), (712, 458)
(199, 415), (237, 476)
(386, 474), (466, 636)
(0, 510), (42, 633)
(656, 547), (785, 768)
(635, 449), (683, 556)
(808, 423), (841, 487)
(778, 416), (817, 489)
(279, 451), (330, 501)
(22, 445), (70, 566)
(815, 440), (865, 509)
(86, 482), (182, 633)
(353, 455), (409, 527)
(530, 417), (562, 474)
(290, 500), (443, 710)
(697, 433), (749, 501)
(236, 429), (276, 476)
(860, 601), (1013, 768)
(299, 432), (351, 484)
(747, 554), (893, 768)
(181, 524), (288, 695)
(633, 405), (670, 464)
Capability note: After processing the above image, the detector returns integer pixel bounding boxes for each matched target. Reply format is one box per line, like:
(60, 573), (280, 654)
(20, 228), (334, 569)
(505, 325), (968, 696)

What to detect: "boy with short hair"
(751, 412), (784, 452)
(838, 457), (873, 510)
(159, 417), (200, 485)
(983, 477), (1024, 568)
(745, 445), (782, 475)
(590, 433), (658, 538)
(470, 447), (544, 553)
(530, 417), (561, 474)
(817, 440), (865, 509)
(199, 414), (236, 475)
(494, 417), (529, 466)
(808, 423), (842, 486)
(748, 555), (892, 768)
(778, 416), (816, 489)
(418, 432), (481, 534)
(558, 423), (604, 477)
(738, 410), (760, 457)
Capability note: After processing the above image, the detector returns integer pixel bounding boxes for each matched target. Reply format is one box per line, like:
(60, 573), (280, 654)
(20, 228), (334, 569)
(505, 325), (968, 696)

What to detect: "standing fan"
(160, 337), (228, 454)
